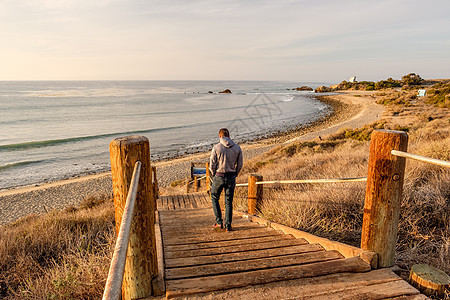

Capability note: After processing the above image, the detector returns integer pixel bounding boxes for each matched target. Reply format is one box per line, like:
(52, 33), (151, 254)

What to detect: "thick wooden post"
(248, 174), (263, 214)
(205, 162), (211, 194)
(109, 136), (157, 299)
(361, 130), (408, 268)
(152, 166), (159, 200)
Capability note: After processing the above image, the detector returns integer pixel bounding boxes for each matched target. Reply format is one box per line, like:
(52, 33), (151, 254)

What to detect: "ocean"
(0, 80), (331, 190)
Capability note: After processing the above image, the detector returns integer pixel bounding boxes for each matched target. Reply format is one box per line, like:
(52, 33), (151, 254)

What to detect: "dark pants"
(211, 174), (236, 229)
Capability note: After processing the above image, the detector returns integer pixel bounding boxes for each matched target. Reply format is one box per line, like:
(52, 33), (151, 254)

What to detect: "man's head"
(219, 128), (230, 138)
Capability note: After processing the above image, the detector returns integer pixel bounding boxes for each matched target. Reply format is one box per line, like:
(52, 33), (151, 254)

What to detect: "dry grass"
(0, 195), (115, 299)
(234, 93), (450, 286)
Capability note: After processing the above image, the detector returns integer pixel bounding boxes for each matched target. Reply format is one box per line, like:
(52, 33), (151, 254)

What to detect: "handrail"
(391, 150), (450, 168)
(235, 177), (367, 187)
(103, 161), (142, 300)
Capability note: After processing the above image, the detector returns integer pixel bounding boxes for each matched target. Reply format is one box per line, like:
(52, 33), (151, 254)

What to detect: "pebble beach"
(0, 92), (384, 226)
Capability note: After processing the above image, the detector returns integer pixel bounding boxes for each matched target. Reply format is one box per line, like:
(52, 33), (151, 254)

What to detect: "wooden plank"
(165, 250), (343, 279)
(187, 268), (421, 300)
(308, 279), (420, 299)
(162, 227), (280, 246)
(188, 194), (197, 209)
(165, 234), (293, 252)
(177, 194), (186, 209)
(165, 256), (371, 298)
(164, 238), (308, 259)
(161, 218), (260, 234)
(163, 196), (169, 211)
(165, 243), (324, 268)
(173, 195), (181, 209)
(189, 194), (198, 209)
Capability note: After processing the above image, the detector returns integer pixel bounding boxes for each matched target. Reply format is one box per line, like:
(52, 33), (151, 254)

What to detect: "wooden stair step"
(164, 238), (308, 259)
(165, 256), (371, 298)
(165, 249), (343, 280)
(165, 243), (324, 268)
(162, 227), (281, 246)
(165, 234), (294, 252)
(183, 268), (423, 300)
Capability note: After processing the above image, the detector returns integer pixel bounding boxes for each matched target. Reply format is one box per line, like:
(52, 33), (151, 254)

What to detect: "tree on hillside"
(402, 73), (423, 85)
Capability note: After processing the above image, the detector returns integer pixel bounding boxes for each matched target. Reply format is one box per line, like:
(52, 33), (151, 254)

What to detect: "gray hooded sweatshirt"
(210, 137), (243, 176)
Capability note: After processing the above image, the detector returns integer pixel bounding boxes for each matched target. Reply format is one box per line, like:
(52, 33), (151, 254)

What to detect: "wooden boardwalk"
(156, 193), (427, 299)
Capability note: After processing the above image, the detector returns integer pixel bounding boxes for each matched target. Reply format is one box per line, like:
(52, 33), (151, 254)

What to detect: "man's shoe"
(212, 223), (223, 229)
(225, 226), (232, 232)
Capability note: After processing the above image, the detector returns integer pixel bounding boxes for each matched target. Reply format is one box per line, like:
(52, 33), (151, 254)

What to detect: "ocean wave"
(0, 124), (194, 152)
(0, 160), (43, 171)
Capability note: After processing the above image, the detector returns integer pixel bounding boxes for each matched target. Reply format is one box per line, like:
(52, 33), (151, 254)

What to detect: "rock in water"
(295, 86), (313, 91)
(219, 89), (232, 94)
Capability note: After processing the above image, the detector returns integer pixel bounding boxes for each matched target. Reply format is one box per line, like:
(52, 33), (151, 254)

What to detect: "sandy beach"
(0, 91), (384, 226)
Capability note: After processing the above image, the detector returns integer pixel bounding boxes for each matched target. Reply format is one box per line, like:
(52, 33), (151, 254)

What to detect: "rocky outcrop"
(219, 89), (232, 94)
(295, 86), (313, 91)
(315, 86), (332, 93)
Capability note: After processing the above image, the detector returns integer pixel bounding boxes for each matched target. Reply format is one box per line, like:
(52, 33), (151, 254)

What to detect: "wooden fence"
(234, 130), (449, 268)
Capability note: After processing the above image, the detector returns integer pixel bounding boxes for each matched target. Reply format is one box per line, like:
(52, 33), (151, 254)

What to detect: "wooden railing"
(103, 161), (141, 300)
(234, 130), (450, 269)
(186, 162), (211, 193)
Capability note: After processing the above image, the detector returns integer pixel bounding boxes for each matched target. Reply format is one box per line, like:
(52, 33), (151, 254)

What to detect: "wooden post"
(361, 130), (408, 268)
(205, 162), (211, 195)
(186, 177), (190, 194)
(109, 136), (157, 299)
(248, 174), (263, 215)
(194, 176), (199, 192)
(152, 166), (158, 200)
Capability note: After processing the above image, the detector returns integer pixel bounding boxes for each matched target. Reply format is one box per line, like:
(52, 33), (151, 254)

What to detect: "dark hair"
(219, 128), (230, 137)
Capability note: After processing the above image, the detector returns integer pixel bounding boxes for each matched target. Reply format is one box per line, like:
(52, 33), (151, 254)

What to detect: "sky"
(0, 0), (449, 82)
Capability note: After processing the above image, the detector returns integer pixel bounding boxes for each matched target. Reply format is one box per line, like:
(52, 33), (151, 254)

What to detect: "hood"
(220, 137), (235, 148)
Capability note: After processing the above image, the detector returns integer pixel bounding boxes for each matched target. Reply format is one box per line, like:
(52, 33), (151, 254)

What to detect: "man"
(209, 128), (243, 231)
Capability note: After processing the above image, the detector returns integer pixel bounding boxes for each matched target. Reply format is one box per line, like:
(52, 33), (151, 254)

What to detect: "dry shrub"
(0, 198), (115, 299)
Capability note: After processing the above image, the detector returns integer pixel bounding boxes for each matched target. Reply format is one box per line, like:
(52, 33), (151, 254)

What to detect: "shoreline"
(0, 91), (383, 226)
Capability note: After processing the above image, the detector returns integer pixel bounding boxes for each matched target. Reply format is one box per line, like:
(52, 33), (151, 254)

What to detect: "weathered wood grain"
(165, 250), (343, 279)
(165, 243), (325, 268)
(165, 234), (294, 252)
(165, 256), (371, 298)
(165, 238), (308, 259)
(109, 136), (156, 299)
(361, 130), (408, 268)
